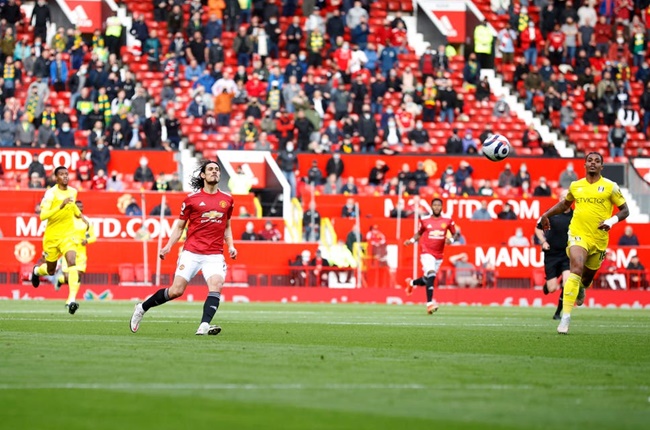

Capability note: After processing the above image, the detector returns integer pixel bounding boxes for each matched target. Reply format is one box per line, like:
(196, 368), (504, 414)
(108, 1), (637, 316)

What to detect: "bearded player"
(403, 198), (457, 314)
(130, 161), (237, 335)
(540, 152), (629, 334)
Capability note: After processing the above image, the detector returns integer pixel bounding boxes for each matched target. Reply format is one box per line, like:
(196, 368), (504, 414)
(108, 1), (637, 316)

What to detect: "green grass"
(1, 301), (649, 430)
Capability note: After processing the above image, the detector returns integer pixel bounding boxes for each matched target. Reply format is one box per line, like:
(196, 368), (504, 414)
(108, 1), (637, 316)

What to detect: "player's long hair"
(189, 160), (219, 191)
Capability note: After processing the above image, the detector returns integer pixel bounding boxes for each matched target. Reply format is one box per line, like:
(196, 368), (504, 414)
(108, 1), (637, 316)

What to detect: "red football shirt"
(417, 216), (456, 259)
(179, 189), (234, 254)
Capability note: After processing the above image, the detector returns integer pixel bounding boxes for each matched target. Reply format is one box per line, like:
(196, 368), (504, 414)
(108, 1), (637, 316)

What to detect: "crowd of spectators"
(489, 0), (650, 156)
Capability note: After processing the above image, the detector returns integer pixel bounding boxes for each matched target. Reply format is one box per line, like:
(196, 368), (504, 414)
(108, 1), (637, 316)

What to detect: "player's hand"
(597, 221), (611, 232)
(403, 239), (413, 246)
(539, 216), (551, 231)
(542, 241), (550, 251)
(445, 237), (453, 245)
(60, 197), (74, 209)
(159, 245), (171, 260)
(229, 247), (238, 260)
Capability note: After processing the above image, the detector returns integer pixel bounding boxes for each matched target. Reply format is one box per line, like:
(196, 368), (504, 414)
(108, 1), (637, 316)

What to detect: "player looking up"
(130, 161), (237, 335)
(32, 166), (85, 315)
(403, 198), (457, 314)
(535, 190), (572, 320)
(540, 153), (629, 334)
(56, 201), (96, 306)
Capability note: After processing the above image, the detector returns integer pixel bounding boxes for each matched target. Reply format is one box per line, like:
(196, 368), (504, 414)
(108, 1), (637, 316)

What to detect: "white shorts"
(175, 251), (227, 283)
(420, 254), (442, 276)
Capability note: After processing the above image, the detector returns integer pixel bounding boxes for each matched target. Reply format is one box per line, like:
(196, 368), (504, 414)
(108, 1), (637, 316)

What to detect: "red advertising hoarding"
(0, 190), (257, 216)
(0, 149), (178, 175)
(430, 1), (467, 44)
(1, 284), (649, 308)
(64, 0), (105, 33)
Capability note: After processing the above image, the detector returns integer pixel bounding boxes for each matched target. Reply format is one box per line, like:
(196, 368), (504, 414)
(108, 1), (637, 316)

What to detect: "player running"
(31, 166), (85, 314)
(130, 161), (237, 335)
(535, 190), (572, 320)
(403, 198), (457, 314)
(56, 201), (96, 305)
(540, 153), (629, 334)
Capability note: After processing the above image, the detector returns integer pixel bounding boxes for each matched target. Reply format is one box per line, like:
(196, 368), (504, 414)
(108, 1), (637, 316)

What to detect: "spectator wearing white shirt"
(508, 228), (531, 247)
(211, 70), (238, 96)
(617, 103), (640, 128)
(346, 2), (368, 30)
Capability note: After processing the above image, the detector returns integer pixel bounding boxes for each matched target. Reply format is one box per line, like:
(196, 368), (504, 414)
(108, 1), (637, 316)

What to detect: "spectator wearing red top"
(77, 149), (93, 182)
(520, 21), (543, 66)
(390, 21), (408, 54)
(259, 221), (282, 241)
(546, 24), (566, 66)
(592, 15), (612, 55)
(91, 169), (108, 190)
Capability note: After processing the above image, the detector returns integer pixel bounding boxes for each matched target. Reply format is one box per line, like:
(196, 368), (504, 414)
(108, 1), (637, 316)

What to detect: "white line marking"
(0, 383), (647, 391)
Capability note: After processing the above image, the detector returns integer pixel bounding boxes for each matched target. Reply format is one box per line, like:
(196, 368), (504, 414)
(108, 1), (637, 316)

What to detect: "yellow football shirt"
(566, 177), (626, 248)
(40, 186), (81, 238)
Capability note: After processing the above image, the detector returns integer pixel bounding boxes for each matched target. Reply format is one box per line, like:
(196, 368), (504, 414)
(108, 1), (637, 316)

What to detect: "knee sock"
(412, 277), (426, 286)
(555, 286), (564, 315)
(34, 264), (49, 277)
(142, 288), (172, 312)
(201, 291), (221, 324)
(562, 273), (581, 316)
(66, 267), (80, 304)
(425, 275), (435, 303)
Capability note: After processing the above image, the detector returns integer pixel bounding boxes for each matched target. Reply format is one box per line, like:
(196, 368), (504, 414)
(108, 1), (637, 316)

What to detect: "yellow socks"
(66, 266), (80, 304)
(563, 273), (581, 316)
(35, 264), (49, 277)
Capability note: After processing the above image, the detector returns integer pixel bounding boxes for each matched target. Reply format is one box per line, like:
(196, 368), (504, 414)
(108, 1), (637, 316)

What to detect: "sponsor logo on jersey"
(201, 210), (223, 222)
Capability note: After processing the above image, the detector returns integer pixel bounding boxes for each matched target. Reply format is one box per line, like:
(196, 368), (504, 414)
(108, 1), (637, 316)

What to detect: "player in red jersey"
(130, 160), (237, 335)
(403, 198), (457, 314)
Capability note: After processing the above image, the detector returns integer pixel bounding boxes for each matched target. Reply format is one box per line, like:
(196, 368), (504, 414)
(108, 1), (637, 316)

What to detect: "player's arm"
(85, 222), (97, 245)
(39, 195), (75, 221)
(404, 223), (425, 246)
(404, 231), (422, 246)
(539, 198), (572, 230)
(447, 222), (458, 245)
(534, 226), (550, 251)
(225, 218), (238, 260)
(159, 218), (188, 260)
(598, 203), (630, 232)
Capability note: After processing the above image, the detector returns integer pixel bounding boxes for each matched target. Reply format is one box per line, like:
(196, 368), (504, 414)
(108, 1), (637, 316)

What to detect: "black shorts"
(544, 252), (570, 280)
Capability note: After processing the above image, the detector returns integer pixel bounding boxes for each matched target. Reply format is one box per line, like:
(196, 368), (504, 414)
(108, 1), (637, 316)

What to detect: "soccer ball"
(481, 134), (511, 162)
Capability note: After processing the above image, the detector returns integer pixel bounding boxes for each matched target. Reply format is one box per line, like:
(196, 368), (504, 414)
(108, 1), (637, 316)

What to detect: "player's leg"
(570, 249), (605, 308)
(32, 239), (60, 288)
(63, 248), (80, 314)
(558, 245), (588, 334)
(406, 254), (433, 296)
(422, 255), (441, 314)
(554, 270), (570, 319)
(130, 251), (196, 333)
(196, 255), (226, 335)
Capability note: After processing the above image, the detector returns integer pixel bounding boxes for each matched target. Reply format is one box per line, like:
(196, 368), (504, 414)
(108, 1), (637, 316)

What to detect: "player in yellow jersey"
(32, 166), (87, 314)
(56, 201), (95, 305)
(540, 153), (629, 334)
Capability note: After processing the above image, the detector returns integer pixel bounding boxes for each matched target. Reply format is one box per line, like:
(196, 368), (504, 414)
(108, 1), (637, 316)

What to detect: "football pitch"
(1, 301), (649, 430)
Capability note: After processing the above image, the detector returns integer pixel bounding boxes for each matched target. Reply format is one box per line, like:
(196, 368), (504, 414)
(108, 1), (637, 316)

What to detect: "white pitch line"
(0, 317), (648, 329)
(0, 383), (647, 391)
